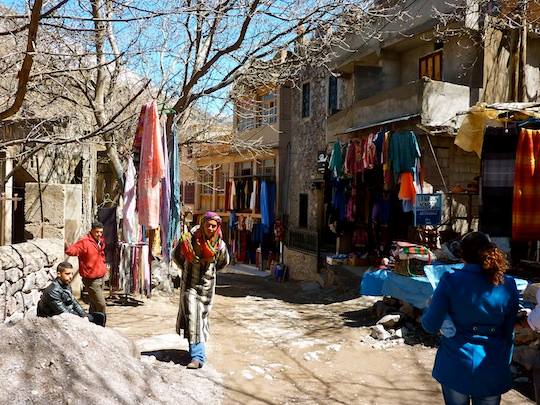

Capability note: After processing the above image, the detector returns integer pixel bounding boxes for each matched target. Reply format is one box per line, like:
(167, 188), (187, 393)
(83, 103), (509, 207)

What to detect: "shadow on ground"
(141, 349), (191, 366)
(216, 272), (359, 305)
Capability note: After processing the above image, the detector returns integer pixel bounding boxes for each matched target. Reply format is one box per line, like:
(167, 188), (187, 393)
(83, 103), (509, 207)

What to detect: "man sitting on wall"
(37, 262), (105, 326)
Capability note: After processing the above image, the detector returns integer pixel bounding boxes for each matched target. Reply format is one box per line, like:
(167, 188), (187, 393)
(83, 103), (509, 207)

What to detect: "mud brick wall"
(0, 239), (63, 323)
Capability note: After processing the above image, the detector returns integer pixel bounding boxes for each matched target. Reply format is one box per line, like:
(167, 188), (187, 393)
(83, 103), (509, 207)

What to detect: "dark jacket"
(37, 279), (86, 318)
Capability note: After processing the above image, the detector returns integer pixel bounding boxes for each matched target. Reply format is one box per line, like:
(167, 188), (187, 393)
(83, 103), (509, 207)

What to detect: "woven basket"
(393, 258), (426, 277)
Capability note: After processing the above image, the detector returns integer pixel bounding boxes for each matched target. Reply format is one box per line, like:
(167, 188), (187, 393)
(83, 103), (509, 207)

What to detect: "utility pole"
(518, 0), (528, 102)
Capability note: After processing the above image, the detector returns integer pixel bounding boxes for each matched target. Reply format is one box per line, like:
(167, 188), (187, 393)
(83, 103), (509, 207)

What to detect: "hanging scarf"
(180, 212), (223, 263)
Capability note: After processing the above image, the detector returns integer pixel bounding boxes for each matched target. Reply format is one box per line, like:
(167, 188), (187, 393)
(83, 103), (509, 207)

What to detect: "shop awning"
(342, 114), (420, 134)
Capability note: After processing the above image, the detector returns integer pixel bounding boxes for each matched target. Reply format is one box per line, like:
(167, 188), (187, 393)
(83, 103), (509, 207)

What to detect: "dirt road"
(107, 269), (532, 405)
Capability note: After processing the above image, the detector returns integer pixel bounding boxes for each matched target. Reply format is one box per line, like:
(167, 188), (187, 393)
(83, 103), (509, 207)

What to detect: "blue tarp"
(360, 264), (529, 309)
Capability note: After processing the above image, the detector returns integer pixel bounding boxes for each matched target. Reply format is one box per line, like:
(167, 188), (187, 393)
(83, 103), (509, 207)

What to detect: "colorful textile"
(354, 139), (363, 173)
(364, 133), (377, 169)
(122, 157), (138, 243)
(261, 181), (276, 234)
(138, 101), (165, 229)
(160, 124), (171, 261)
(454, 106), (500, 158)
(382, 132), (392, 189)
(173, 226), (229, 344)
(480, 127), (518, 237)
(167, 125), (181, 256)
(513, 129), (540, 240)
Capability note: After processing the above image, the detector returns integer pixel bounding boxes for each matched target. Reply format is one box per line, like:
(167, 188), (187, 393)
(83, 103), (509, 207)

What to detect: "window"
(236, 100), (257, 132)
(419, 50), (442, 81)
(328, 76), (341, 115)
(183, 182), (195, 204)
(199, 169), (213, 195)
(216, 164), (229, 194)
(302, 82), (311, 118)
(261, 92), (277, 125)
(234, 161), (253, 177)
(257, 159), (275, 177)
(299, 194), (308, 228)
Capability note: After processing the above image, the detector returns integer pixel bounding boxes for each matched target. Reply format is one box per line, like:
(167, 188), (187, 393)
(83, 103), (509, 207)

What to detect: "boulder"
(371, 324), (391, 340)
(22, 273), (37, 293)
(377, 313), (403, 329)
(4, 268), (22, 283)
(8, 279), (24, 297)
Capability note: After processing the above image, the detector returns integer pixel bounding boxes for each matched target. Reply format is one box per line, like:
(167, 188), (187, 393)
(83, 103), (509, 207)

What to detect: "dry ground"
(107, 269), (533, 405)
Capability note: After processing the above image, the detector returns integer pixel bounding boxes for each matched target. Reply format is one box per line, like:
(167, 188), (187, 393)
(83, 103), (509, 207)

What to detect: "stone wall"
(283, 247), (319, 282)
(25, 183), (83, 244)
(0, 239), (63, 323)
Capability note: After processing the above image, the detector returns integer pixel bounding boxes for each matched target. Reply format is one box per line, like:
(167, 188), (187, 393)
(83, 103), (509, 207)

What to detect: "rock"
(382, 297), (400, 308)
(5, 296), (17, 316)
(300, 281), (320, 292)
(373, 301), (386, 319)
(524, 283), (540, 304)
(399, 302), (416, 319)
(14, 292), (24, 312)
(4, 268), (22, 283)
(0, 270), (4, 284)
(23, 265), (38, 276)
(23, 290), (41, 310)
(377, 313), (402, 329)
(515, 325), (539, 345)
(513, 346), (540, 370)
(8, 279), (24, 297)
(22, 273), (37, 293)
(4, 312), (24, 325)
(35, 270), (51, 290)
(0, 246), (23, 269)
(370, 324), (391, 340)
(394, 328), (404, 338)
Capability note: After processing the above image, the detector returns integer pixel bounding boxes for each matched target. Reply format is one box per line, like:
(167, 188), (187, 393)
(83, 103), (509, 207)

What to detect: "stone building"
(0, 118), (99, 246)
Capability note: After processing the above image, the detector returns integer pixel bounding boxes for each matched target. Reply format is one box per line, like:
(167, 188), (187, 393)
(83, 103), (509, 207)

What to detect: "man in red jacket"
(65, 221), (108, 314)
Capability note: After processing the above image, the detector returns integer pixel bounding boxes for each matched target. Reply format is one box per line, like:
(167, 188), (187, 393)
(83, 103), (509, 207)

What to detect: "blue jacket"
(421, 264), (518, 397)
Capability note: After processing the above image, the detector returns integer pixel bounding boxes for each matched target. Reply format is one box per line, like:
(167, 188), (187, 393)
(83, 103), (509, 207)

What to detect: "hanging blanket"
(480, 127), (518, 237)
(513, 128), (540, 240)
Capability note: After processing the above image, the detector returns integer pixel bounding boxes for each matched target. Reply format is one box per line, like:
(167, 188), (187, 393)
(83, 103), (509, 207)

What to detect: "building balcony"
(327, 79), (478, 143)
(236, 122), (280, 147)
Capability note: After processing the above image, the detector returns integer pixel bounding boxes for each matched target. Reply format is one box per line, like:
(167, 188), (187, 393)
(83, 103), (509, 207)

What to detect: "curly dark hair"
(461, 232), (508, 285)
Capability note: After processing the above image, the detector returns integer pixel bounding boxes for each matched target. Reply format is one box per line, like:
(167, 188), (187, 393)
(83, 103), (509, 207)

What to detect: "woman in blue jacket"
(422, 232), (519, 405)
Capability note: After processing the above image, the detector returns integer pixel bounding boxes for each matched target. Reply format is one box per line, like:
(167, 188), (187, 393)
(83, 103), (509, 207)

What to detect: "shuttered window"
(419, 50), (442, 81)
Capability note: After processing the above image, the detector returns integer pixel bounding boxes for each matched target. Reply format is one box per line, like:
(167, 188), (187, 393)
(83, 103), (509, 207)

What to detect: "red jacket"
(65, 234), (107, 279)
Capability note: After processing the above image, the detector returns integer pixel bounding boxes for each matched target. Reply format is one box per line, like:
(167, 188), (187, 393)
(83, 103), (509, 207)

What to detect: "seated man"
(37, 262), (106, 327)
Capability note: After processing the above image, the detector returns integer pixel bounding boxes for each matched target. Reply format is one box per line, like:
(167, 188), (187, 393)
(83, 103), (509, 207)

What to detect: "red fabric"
(65, 234), (107, 279)
(345, 141), (356, 174)
(513, 129), (540, 240)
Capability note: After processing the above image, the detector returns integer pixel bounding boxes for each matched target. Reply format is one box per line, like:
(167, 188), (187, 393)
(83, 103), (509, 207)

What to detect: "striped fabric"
(174, 237), (230, 344)
(512, 129), (540, 240)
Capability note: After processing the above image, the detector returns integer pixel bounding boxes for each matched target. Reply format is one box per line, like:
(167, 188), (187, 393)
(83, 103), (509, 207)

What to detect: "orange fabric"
(398, 172), (416, 204)
(513, 129), (540, 240)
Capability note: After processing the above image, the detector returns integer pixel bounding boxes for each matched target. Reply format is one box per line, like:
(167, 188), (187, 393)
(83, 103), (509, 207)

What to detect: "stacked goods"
(392, 241), (435, 277)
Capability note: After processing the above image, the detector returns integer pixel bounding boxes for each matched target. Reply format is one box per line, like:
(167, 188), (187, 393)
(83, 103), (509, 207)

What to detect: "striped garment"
(512, 128), (540, 240)
(173, 236), (230, 344)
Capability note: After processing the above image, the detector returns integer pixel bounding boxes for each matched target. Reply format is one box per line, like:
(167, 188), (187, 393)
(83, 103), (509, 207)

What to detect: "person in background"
(37, 262), (105, 326)
(422, 232), (518, 405)
(65, 221), (108, 315)
(173, 211), (230, 369)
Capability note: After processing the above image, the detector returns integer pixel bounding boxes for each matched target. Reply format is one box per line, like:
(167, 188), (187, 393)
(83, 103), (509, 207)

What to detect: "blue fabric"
(332, 179), (347, 221)
(421, 264), (519, 397)
(442, 385), (501, 405)
(261, 181), (269, 233)
(360, 270), (389, 296)
(189, 342), (206, 363)
(260, 181), (275, 234)
(166, 126), (181, 263)
(160, 126), (171, 262)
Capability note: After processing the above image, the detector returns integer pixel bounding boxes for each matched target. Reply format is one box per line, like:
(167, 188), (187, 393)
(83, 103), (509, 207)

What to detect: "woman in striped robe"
(173, 211), (230, 369)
